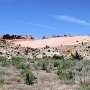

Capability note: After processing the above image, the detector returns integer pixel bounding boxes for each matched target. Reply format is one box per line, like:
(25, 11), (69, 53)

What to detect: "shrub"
(18, 62), (27, 69)
(35, 59), (54, 72)
(0, 56), (9, 67)
(57, 68), (66, 80)
(61, 59), (75, 69)
(11, 57), (26, 69)
(52, 60), (61, 67)
(57, 67), (75, 83)
(21, 68), (37, 85)
(47, 49), (50, 52)
(11, 57), (21, 66)
(52, 54), (64, 60)
(71, 51), (83, 60)
(0, 68), (6, 76)
(0, 52), (2, 55)
(78, 85), (90, 90)
(43, 56), (50, 59)
(11, 57), (37, 85)
(25, 48), (29, 55)
(45, 45), (50, 48)
(66, 71), (75, 80)
(0, 56), (6, 63)
(34, 61), (42, 70)
(46, 63), (54, 73)
(31, 48), (36, 51)
(0, 78), (4, 85)
(41, 60), (48, 71)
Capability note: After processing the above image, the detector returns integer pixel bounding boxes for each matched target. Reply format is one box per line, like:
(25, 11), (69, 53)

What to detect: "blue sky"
(0, 0), (90, 38)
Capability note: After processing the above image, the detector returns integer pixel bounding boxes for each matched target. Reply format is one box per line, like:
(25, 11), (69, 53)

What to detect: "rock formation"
(0, 34), (35, 40)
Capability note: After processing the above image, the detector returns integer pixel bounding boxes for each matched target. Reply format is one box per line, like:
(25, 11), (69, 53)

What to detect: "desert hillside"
(0, 35), (90, 90)
(11, 36), (90, 48)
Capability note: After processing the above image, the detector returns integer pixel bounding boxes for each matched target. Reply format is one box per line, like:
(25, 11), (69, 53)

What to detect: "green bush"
(57, 67), (75, 82)
(61, 59), (75, 69)
(56, 58), (75, 84)
(0, 56), (10, 67)
(0, 56), (6, 63)
(21, 68), (37, 85)
(11, 57), (26, 69)
(11, 57), (22, 66)
(35, 59), (54, 72)
(78, 85), (90, 90)
(66, 71), (75, 80)
(52, 54), (64, 60)
(52, 60), (61, 67)
(34, 61), (42, 70)
(18, 62), (27, 69)
(41, 60), (48, 71)
(57, 68), (65, 79)
(11, 57), (37, 85)
(0, 68), (6, 76)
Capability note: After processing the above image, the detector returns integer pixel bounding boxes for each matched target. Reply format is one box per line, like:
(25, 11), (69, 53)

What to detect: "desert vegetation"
(0, 51), (90, 90)
(0, 37), (90, 90)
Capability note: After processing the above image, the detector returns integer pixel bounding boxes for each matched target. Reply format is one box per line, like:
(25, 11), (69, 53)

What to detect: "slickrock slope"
(12, 36), (90, 48)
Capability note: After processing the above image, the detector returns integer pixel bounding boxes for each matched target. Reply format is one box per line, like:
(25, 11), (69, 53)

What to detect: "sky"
(0, 0), (90, 38)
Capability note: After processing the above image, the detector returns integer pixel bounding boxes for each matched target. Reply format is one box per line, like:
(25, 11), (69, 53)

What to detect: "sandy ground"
(0, 70), (78, 90)
(11, 36), (90, 48)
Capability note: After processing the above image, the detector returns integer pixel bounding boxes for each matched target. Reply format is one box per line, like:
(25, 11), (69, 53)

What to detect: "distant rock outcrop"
(42, 36), (48, 39)
(1, 34), (35, 40)
(52, 35), (61, 38)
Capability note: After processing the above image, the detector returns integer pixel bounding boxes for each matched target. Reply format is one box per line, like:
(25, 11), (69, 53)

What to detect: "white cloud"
(15, 19), (56, 29)
(55, 15), (90, 25)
